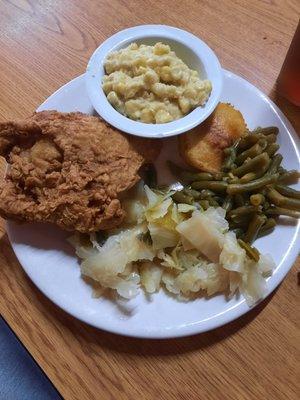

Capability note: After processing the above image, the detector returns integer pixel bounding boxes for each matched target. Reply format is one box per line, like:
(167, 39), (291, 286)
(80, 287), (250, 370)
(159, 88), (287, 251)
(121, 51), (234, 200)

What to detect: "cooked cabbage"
(220, 231), (246, 273)
(176, 208), (225, 263)
(140, 262), (162, 293)
(148, 222), (179, 249)
(114, 271), (140, 299)
(177, 203), (197, 213)
(258, 253), (275, 276)
(122, 199), (145, 225)
(80, 224), (155, 296)
(181, 236), (195, 251)
(172, 262), (228, 296)
(71, 186), (274, 306)
(240, 259), (268, 306)
(144, 185), (173, 221)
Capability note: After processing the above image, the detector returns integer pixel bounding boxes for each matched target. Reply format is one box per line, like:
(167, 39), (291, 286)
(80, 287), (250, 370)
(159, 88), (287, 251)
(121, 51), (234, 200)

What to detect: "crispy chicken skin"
(179, 103), (247, 173)
(0, 111), (161, 232)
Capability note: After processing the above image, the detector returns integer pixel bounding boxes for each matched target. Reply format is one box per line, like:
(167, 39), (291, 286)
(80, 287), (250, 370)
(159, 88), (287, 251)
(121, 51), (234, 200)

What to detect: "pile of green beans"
(168, 126), (300, 244)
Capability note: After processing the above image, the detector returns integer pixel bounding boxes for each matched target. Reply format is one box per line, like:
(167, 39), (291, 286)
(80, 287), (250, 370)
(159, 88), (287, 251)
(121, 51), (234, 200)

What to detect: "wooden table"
(0, 1), (299, 399)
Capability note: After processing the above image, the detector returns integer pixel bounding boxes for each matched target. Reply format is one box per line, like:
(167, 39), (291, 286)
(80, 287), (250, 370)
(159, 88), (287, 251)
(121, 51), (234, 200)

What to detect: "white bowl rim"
(85, 24), (223, 138)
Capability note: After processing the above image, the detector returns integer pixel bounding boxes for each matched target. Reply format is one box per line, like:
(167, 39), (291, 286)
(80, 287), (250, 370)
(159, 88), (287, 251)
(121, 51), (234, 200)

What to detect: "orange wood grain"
(0, 1), (299, 399)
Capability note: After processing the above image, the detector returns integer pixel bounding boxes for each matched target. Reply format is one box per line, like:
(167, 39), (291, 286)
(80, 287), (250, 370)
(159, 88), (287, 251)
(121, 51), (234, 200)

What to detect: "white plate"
(7, 70), (300, 339)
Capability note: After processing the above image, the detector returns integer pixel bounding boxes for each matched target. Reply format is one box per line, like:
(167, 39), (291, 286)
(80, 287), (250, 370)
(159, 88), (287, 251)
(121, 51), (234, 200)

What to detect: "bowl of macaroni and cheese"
(86, 25), (222, 138)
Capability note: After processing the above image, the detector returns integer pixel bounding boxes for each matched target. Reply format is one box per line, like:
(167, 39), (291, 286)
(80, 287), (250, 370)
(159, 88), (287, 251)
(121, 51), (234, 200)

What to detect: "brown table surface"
(0, 1), (299, 399)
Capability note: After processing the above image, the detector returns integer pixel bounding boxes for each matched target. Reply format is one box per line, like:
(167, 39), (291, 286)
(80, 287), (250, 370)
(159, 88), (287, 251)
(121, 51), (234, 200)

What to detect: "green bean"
(224, 147), (232, 156)
(264, 134), (277, 143)
(167, 161), (214, 184)
(233, 139), (242, 149)
(198, 200), (210, 210)
(252, 126), (279, 136)
(265, 143), (280, 157)
(180, 171), (213, 183)
(257, 138), (268, 151)
(222, 176), (230, 183)
(208, 197), (220, 207)
(199, 189), (215, 199)
(228, 176), (240, 184)
(214, 172), (226, 180)
(224, 138), (240, 154)
(258, 218), (277, 235)
(267, 154), (283, 175)
(266, 188), (300, 210)
(278, 170), (300, 184)
(232, 153), (270, 177)
(233, 228), (244, 239)
(157, 185), (173, 193)
(234, 193), (246, 207)
(243, 214), (266, 244)
(236, 143), (262, 165)
(237, 133), (261, 151)
(262, 218), (276, 229)
(228, 205), (257, 218)
(191, 181), (228, 192)
(265, 207), (300, 218)
(227, 173), (279, 194)
(172, 191), (193, 205)
(238, 239), (260, 261)
(183, 188), (201, 199)
(258, 187), (267, 195)
(275, 185), (300, 199)
(263, 201), (270, 211)
(251, 127), (263, 134)
(222, 195), (233, 212)
(255, 158), (271, 179)
(222, 148), (237, 171)
(240, 172), (257, 183)
(212, 195), (223, 204)
(229, 220), (248, 230)
(222, 152), (235, 171)
(231, 214), (253, 224)
(261, 126), (279, 135)
(250, 193), (265, 206)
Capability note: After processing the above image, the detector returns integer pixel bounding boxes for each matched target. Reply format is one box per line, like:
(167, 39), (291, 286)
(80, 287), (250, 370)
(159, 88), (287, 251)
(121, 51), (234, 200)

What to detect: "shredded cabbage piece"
(80, 224), (155, 297)
(148, 222), (179, 249)
(220, 231), (246, 273)
(177, 203), (197, 213)
(176, 208), (225, 263)
(140, 262), (162, 293)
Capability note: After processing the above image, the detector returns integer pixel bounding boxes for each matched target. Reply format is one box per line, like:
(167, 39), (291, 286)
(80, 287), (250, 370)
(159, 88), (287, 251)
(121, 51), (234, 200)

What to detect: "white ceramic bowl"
(85, 25), (223, 138)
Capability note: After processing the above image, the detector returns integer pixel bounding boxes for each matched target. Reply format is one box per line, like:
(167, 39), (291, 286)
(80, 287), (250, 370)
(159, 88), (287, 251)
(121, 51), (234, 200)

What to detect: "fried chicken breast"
(179, 103), (247, 172)
(0, 111), (161, 232)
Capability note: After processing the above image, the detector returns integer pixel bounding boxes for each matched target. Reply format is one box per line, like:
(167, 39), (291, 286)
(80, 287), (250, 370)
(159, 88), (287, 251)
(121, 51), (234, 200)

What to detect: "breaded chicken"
(179, 103), (247, 172)
(0, 111), (161, 232)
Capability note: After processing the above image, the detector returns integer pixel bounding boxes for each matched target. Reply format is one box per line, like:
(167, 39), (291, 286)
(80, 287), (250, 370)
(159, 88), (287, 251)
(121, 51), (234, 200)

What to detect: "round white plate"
(7, 70), (300, 339)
